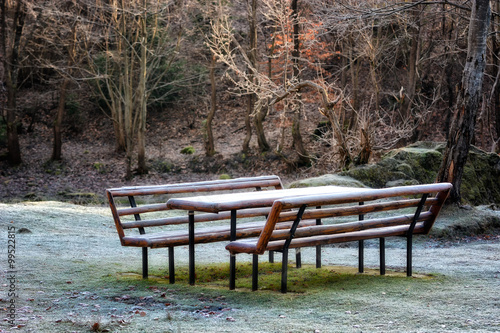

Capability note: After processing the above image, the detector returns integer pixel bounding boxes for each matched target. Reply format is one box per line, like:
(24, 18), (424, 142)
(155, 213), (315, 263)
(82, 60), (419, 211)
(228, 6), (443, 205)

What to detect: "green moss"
(341, 142), (500, 204)
(43, 160), (66, 175)
(288, 174), (367, 188)
(180, 146), (195, 155)
(460, 147), (500, 205)
(92, 162), (107, 174)
(152, 159), (175, 173)
(143, 262), (435, 293)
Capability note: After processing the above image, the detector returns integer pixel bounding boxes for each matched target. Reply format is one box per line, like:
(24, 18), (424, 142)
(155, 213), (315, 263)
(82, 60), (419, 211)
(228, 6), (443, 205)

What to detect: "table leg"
(252, 254), (258, 291)
(358, 202), (365, 273)
(229, 209), (237, 290)
(168, 246), (175, 284)
(380, 237), (386, 275)
(229, 255), (236, 290)
(189, 211), (195, 285)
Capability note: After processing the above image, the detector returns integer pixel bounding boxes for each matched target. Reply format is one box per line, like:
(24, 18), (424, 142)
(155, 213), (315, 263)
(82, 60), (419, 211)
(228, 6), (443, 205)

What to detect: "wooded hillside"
(1, 0), (499, 202)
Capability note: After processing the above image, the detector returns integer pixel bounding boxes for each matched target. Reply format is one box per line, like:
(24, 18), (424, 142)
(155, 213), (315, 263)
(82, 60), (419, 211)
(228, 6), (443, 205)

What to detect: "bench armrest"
(226, 241), (259, 255)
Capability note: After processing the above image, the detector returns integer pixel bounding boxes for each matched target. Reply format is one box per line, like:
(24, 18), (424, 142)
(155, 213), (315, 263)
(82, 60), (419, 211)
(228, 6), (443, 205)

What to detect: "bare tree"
(208, 0), (325, 164)
(205, 54), (217, 156)
(84, 0), (184, 178)
(1, 0), (25, 165)
(437, 0), (490, 203)
(30, 1), (82, 161)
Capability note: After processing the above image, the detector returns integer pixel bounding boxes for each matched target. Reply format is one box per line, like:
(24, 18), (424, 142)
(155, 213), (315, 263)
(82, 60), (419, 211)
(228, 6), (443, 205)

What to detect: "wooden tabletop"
(166, 185), (365, 213)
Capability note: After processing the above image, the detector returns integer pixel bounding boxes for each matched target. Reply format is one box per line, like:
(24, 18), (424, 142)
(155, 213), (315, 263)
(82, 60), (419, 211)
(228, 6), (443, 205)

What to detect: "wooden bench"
(226, 183), (452, 292)
(106, 175), (311, 283)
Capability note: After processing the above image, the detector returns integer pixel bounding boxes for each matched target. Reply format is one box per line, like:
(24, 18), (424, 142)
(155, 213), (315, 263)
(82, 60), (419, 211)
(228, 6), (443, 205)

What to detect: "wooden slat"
(277, 198), (438, 222)
(225, 216), (431, 255)
(166, 185), (363, 213)
(265, 224), (427, 250)
(121, 219), (316, 248)
(278, 183), (452, 209)
(118, 203), (169, 216)
(121, 207), (272, 229)
(270, 211), (432, 241)
(108, 175), (282, 197)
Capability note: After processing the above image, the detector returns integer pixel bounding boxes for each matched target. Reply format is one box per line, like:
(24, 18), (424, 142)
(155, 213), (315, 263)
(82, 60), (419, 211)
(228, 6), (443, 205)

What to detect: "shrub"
(180, 146), (195, 155)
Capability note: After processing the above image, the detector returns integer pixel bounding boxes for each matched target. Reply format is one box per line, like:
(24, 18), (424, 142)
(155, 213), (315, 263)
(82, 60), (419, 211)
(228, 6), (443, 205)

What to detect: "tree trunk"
(136, 29), (148, 175)
(436, 0), (490, 204)
(52, 78), (69, 161)
(52, 21), (77, 161)
(2, 0), (24, 165)
(242, 95), (253, 153)
(290, 0), (310, 166)
(205, 55), (217, 156)
(243, 0), (262, 152)
(492, 0), (500, 140)
(5, 83), (22, 165)
(254, 101), (270, 152)
(401, 1), (421, 119)
(348, 36), (360, 114)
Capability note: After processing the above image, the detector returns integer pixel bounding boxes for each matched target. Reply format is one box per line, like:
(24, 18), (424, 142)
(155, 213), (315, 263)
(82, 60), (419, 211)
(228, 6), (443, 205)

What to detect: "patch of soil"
(0, 103), (319, 203)
(0, 91), (331, 203)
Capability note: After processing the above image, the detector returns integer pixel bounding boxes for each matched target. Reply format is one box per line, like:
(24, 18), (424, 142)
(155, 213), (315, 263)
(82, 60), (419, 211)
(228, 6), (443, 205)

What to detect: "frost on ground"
(0, 201), (499, 333)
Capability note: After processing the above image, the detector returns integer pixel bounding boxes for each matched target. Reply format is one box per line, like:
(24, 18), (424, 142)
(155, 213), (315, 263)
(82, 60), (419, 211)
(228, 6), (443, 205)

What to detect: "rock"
(319, 141), (500, 205)
(460, 146), (500, 205)
(340, 141), (444, 188)
(288, 174), (367, 189)
(17, 227), (32, 234)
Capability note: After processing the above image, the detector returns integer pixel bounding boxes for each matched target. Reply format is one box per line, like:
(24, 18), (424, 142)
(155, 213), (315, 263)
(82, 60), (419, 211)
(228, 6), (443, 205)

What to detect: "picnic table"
(167, 183), (451, 292)
(166, 185), (364, 287)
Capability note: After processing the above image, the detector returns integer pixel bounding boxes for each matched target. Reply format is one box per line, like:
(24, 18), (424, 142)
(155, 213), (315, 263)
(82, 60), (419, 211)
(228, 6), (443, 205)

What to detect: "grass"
(0, 201), (499, 332)
(139, 262), (437, 294)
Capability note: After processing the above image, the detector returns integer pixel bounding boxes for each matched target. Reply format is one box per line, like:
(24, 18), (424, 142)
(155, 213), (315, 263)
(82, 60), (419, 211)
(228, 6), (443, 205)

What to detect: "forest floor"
(0, 201), (499, 333)
(1, 96), (499, 332)
(0, 98), (328, 204)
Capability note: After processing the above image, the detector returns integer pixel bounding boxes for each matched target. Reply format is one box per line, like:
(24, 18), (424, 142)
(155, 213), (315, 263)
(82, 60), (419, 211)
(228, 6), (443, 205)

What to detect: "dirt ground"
(1, 101), (499, 332)
(0, 97), (322, 204)
(0, 200), (499, 333)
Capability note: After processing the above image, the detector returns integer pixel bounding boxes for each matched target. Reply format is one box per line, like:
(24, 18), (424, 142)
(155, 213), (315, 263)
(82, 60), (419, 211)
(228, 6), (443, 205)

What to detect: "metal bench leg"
(142, 247), (148, 279)
(281, 205), (306, 293)
(316, 210), (322, 269)
(358, 202), (365, 273)
(316, 245), (322, 268)
(229, 254), (236, 290)
(229, 209), (237, 290)
(407, 234), (413, 277)
(380, 238), (386, 275)
(168, 247), (175, 284)
(296, 248), (301, 268)
(406, 193), (427, 277)
(281, 248), (289, 293)
(252, 254), (258, 291)
(358, 240), (364, 273)
(188, 211), (195, 285)
(269, 251), (274, 263)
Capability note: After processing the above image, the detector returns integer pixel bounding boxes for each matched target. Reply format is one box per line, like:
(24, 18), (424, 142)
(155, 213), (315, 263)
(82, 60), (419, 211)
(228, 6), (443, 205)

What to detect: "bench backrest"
(106, 176), (283, 243)
(251, 183), (452, 254)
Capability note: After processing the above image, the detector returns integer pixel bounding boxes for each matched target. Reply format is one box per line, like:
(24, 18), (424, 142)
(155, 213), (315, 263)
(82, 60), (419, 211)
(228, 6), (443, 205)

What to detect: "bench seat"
(225, 183), (452, 292)
(106, 175), (285, 282)
(228, 223), (426, 253)
(122, 219), (317, 248)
